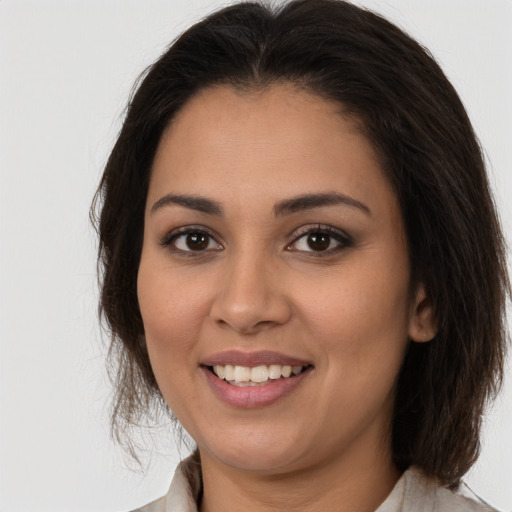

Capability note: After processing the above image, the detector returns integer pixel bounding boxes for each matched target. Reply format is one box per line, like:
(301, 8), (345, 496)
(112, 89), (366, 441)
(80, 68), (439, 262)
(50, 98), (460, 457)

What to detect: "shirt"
(130, 452), (497, 512)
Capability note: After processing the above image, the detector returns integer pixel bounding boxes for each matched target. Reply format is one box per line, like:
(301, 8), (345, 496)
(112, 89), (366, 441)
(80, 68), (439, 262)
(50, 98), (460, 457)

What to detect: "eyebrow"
(273, 192), (371, 217)
(151, 194), (224, 216)
(150, 191), (370, 217)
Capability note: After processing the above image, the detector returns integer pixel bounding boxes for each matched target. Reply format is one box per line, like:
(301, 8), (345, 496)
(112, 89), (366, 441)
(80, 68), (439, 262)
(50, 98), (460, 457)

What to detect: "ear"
(408, 284), (437, 343)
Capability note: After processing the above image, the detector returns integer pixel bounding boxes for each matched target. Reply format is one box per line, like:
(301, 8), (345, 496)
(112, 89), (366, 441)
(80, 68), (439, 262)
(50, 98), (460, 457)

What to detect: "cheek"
(136, 259), (214, 417)
(296, 258), (411, 371)
(298, 270), (411, 429)
(137, 256), (211, 369)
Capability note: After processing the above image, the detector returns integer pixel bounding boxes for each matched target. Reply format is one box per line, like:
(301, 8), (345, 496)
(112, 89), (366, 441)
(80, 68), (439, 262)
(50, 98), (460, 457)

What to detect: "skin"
(137, 84), (435, 512)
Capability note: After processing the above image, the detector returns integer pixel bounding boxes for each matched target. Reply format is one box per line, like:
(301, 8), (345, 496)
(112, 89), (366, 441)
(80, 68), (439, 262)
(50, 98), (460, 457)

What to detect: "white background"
(0, 1), (511, 511)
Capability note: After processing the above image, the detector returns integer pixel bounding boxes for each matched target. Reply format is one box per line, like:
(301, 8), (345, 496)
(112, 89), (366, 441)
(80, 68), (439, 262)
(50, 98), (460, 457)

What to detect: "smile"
(201, 352), (313, 408)
(211, 364), (308, 386)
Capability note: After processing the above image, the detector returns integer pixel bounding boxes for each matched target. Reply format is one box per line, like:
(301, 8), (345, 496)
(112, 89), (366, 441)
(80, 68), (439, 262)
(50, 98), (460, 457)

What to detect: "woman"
(92, 0), (509, 510)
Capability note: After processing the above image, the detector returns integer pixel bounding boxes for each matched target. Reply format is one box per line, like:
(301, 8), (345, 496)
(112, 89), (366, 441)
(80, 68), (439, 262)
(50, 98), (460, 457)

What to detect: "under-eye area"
(206, 364), (314, 386)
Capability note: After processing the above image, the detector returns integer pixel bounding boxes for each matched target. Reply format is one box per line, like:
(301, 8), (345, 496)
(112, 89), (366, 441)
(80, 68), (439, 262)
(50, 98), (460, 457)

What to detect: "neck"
(198, 438), (400, 512)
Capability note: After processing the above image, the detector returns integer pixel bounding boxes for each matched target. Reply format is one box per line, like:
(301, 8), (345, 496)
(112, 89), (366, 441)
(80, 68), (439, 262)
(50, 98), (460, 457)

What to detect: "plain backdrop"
(1, 1), (511, 511)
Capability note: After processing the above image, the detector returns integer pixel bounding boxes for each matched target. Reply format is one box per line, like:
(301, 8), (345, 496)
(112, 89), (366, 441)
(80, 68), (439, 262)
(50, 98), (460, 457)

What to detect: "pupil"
(186, 233), (208, 250)
(307, 233), (330, 251)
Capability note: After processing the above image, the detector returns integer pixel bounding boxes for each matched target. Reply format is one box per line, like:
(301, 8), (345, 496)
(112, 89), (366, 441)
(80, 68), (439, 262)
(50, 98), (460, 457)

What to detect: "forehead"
(161, 83), (365, 161)
(148, 83), (396, 218)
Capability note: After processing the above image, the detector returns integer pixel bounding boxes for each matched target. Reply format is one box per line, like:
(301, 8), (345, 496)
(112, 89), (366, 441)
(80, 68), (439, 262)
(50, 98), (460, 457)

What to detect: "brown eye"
(307, 233), (330, 251)
(186, 233), (209, 250)
(288, 225), (352, 255)
(167, 229), (223, 253)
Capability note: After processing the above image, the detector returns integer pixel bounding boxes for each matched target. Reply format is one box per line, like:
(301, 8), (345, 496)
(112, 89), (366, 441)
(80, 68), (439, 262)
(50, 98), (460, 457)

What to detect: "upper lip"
(201, 350), (312, 368)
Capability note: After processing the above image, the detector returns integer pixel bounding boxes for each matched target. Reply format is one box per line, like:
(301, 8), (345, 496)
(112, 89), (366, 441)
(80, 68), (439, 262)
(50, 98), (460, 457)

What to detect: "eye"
(288, 225), (352, 255)
(162, 227), (223, 253)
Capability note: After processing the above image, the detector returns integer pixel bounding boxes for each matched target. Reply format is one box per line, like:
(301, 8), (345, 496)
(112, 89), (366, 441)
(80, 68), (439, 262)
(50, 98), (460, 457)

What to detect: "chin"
(215, 448), (302, 473)
(197, 426), (309, 473)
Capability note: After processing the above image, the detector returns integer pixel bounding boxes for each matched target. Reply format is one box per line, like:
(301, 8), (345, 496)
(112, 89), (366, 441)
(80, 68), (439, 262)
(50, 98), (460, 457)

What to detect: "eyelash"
(160, 224), (353, 257)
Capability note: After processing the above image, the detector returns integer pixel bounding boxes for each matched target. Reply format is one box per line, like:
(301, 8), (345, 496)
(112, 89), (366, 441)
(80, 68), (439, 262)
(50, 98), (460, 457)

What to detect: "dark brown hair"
(92, 0), (509, 486)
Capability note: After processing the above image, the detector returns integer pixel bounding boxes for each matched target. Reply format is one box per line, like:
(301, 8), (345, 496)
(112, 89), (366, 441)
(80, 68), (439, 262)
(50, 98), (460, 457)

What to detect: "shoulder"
(395, 466), (498, 512)
(128, 452), (202, 512)
(129, 495), (167, 512)
(433, 484), (497, 512)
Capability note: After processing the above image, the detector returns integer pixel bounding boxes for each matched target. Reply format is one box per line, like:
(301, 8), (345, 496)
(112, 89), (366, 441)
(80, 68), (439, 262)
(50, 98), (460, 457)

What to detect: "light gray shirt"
(131, 453), (497, 512)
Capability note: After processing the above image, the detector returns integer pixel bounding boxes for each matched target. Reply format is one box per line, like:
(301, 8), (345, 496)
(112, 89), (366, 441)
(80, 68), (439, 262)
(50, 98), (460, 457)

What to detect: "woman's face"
(138, 84), (432, 475)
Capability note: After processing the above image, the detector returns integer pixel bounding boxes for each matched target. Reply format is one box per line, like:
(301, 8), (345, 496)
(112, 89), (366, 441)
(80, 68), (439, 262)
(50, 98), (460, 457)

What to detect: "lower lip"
(201, 366), (312, 408)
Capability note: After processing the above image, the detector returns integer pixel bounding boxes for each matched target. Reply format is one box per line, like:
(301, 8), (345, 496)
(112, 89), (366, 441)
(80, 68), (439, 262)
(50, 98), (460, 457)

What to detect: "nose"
(209, 250), (292, 335)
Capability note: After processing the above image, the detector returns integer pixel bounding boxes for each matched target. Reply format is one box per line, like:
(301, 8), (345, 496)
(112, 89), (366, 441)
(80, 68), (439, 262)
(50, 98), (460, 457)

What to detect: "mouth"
(201, 351), (314, 407)
(207, 363), (312, 387)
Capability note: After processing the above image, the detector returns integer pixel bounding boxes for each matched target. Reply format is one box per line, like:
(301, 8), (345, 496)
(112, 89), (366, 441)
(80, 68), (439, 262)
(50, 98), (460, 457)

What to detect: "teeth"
(281, 365), (292, 378)
(292, 366), (302, 375)
(230, 381), (262, 387)
(233, 365), (251, 382)
(214, 365), (226, 380)
(251, 365), (269, 383)
(212, 364), (306, 384)
(269, 364), (282, 379)
(224, 364), (234, 381)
